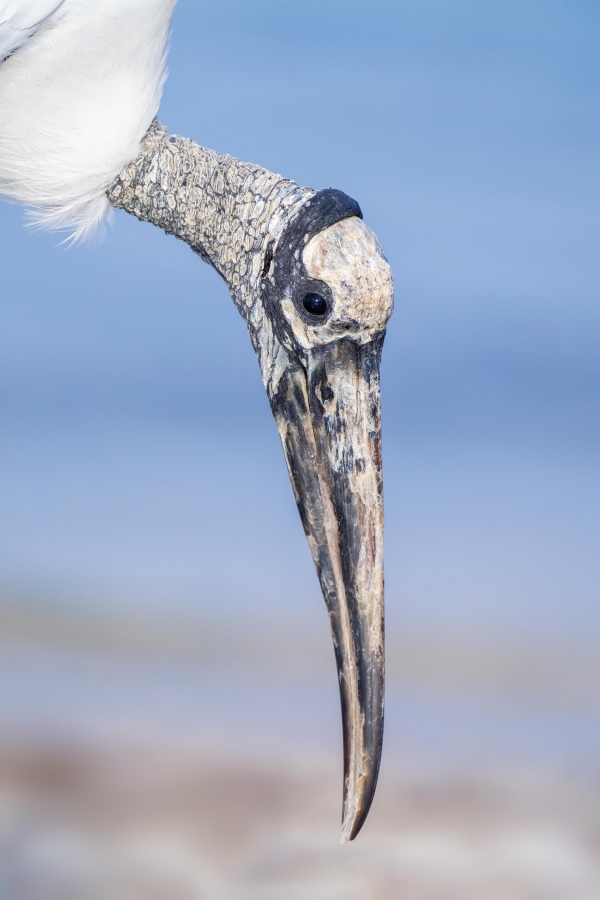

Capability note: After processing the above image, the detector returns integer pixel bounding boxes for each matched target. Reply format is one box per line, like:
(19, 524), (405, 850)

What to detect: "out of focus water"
(1, 634), (599, 769)
(1, 420), (598, 638)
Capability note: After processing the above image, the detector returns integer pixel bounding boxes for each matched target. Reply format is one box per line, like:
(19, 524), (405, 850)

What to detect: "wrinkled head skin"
(260, 191), (393, 842)
(283, 216), (393, 348)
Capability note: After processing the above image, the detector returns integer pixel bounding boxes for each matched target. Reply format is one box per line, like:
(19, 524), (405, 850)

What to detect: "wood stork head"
(258, 190), (393, 841)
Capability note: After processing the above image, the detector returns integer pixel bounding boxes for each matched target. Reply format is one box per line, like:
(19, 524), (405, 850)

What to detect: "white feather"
(0, 0), (66, 59)
(0, 0), (177, 241)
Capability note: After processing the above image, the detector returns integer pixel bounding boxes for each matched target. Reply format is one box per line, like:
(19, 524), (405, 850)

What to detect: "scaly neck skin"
(107, 121), (313, 396)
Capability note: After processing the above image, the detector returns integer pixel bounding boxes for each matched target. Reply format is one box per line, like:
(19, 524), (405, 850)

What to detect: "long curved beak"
(270, 335), (385, 842)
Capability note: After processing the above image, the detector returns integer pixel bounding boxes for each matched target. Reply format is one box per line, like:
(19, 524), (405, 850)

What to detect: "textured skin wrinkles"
(107, 122), (313, 396)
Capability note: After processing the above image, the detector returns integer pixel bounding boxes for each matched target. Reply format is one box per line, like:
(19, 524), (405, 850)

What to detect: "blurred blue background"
(1, 0), (597, 638)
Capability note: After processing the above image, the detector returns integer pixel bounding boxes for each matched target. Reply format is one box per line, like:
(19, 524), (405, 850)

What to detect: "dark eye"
(302, 292), (328, 317)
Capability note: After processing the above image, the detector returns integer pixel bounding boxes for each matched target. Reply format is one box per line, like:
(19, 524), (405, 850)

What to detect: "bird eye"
(302, 292), (328, 317)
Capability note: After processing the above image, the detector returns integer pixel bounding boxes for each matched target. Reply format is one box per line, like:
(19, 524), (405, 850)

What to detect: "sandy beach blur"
(0, 599), (598, 899)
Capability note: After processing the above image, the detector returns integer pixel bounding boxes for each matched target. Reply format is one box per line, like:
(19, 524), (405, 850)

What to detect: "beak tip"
(340, 787), (373, 844)
(339, 810), (366, 844)
(340, 747), (383, 841)
(340, 818), (354, 845)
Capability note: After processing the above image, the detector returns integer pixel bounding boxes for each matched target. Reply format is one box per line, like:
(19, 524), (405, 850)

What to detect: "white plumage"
(0, 0), (177, 240)
(0, 0), (65, 59)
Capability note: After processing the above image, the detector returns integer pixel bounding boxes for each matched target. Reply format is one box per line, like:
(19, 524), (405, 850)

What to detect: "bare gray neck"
(107, 122), (312, 324)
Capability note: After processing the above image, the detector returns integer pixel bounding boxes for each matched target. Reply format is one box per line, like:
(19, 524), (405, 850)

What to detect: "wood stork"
(0, 0), (394, 842)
